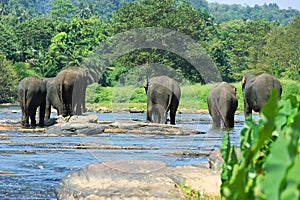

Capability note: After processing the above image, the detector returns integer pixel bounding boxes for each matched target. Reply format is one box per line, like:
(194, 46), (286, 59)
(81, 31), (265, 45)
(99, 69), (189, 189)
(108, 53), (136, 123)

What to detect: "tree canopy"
(0, 0), (299, 102)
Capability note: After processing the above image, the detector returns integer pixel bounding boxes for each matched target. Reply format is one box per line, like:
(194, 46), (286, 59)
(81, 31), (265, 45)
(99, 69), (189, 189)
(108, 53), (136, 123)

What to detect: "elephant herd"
(18, 69), (282, 129)
(208, 73), (282, 129)
(144, 73), (282, 129)
(18, 66), (91, 127)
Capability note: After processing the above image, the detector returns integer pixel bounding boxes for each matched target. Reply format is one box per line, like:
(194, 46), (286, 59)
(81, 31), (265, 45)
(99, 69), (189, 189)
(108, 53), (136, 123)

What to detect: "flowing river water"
(0, 104), (250, 199)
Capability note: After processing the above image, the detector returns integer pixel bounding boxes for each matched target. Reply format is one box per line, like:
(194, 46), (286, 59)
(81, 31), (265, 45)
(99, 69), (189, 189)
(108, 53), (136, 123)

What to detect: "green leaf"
(262, 134), (291, 200)
(280, 155), (300, 200)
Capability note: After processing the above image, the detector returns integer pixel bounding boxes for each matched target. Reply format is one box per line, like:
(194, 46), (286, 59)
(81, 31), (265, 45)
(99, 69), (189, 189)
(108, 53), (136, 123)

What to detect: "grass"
(86, 79), (300, 111)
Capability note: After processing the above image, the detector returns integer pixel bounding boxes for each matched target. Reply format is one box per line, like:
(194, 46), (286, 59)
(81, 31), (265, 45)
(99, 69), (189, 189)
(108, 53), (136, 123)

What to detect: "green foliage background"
(86, 79), (300, 111)
(0, 0), (300, 103)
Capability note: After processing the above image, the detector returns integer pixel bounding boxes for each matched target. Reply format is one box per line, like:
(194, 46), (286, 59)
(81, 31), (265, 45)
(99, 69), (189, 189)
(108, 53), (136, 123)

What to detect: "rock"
(178, 108), (209, 114)
(56, 160), (221, 200)
(129, 108), (145, 113)
(46, 122), (104, 136)
(56, 160), (183, 200)
(0, 170), (15, 174)
(103, 121), (205, 135)
(45, 115), (99, 126)
(208, 148), (240, 171)
(56, 115), (99, 123)
(208, 149), (223, 171)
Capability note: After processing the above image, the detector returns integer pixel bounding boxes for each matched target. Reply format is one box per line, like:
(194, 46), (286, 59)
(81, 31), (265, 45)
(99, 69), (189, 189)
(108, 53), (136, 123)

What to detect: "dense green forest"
(0, 0), (300, 103)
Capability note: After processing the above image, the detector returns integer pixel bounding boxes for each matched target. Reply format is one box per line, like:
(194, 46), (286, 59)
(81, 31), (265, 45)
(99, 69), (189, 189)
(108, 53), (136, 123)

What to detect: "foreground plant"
(220, 90), (300, 200)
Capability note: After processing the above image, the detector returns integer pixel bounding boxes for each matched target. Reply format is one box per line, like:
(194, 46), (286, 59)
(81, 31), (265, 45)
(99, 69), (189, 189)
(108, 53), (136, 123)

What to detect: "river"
(0, 105), (248, 199)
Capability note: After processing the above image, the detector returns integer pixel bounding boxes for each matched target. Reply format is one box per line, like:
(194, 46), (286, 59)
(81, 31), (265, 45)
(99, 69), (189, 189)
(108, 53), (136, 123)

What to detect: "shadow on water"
(0, 105), (248, 199)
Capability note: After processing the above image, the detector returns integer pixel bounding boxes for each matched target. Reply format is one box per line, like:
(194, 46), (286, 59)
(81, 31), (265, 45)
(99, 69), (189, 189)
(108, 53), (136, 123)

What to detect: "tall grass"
(86, 79), (300, 111)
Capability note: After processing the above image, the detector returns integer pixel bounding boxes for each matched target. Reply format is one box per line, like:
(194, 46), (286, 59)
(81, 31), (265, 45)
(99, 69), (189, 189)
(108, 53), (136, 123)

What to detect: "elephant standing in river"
(144, 76), (181, 125)
(18, 76), (46, 127)
(208, 82), (238, 128)
(55, 66), (91, 117)
(43, 77), (62, 119)
(242, 73), (282, 117)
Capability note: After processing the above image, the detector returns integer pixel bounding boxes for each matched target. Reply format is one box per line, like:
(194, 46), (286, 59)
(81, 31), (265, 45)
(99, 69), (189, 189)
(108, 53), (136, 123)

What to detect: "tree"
(50, 0), (76, 22)
(0, 53), (18, 103)
(208, 19), (277, 81)
(104, 0), (217, 85)
(260, 16), (300, 80)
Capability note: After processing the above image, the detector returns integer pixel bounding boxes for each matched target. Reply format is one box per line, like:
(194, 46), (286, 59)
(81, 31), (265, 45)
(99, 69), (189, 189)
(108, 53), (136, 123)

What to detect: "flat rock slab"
(56, 160), (220, 200)
(46, 122), (104, 136)
(104, 121), (205, 135)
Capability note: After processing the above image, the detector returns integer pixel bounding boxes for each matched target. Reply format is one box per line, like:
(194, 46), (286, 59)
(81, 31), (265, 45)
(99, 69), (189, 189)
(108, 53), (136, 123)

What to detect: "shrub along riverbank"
(86, 79), (300, 112)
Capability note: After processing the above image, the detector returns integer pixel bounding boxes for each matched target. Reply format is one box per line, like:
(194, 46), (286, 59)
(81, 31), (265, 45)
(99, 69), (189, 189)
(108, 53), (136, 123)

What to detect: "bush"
(0, 57), (18, 102)
(220, 90), (300, 199)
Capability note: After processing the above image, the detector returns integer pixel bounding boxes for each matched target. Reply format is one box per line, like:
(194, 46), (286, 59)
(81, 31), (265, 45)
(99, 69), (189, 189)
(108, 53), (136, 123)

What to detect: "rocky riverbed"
(0, 109), (243, 199)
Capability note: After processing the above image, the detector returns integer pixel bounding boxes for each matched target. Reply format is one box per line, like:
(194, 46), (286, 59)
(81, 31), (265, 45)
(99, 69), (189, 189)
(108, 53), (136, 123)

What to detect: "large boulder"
(56, 160), (184, 200)
(56, 160), (221, 200)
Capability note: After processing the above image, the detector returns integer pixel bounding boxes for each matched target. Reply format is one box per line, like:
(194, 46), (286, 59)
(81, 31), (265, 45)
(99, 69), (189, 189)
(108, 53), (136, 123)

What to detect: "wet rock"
(46, 122), (104, 136)
(56, 160), (182, 200)
(129, 108), (145, 113)
(56, 160), (221, 200)
(45, 115), (99, 126)
(208, 148), (240, 171)
(103, 121), (205, 135)
(0, 170), (15, 174)
(178, 108), (209, 114)
(208, 149), (223, 171)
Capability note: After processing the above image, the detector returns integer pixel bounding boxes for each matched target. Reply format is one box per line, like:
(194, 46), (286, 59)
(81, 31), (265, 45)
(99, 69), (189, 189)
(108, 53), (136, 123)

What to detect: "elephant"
(18, 76), (46, 127)
(242, 73), (282, 117)
(208, 82), (238, 128)
(54, 66), (92, 117)
(144, 76), (181, 125)
(42, 77), (62, 120)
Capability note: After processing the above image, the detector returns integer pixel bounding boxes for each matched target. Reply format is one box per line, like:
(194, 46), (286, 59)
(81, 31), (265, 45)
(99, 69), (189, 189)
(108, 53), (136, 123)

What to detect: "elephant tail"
(165, 87), (174, 119)
(20, 87), (27, 110)
(216, 96), (226, 127)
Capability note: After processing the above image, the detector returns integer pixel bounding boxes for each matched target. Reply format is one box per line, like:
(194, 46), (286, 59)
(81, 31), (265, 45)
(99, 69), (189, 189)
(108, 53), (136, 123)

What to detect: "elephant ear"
(242, 76), (246, 91)
(144, 79), (149, 94)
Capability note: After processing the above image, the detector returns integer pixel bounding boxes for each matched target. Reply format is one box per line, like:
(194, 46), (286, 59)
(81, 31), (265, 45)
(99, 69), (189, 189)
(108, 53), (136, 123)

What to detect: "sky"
(206, 0), (300, 10)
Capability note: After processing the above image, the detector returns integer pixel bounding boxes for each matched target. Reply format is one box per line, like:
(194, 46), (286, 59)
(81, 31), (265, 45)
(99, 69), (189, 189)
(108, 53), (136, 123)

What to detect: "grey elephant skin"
(144, 76), (181, 125)
(54, 66), (91, 117)
(208, 82), (238, 128)
(43, 77), (62, 120)
(18, 76), (46, 127)
(242, 73), (282, 117)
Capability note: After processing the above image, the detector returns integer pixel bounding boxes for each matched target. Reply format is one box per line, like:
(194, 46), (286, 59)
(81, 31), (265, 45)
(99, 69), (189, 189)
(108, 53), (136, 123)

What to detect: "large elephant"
(242, 73), (282, 117)
(43, 77), (62, 120)
(55, 66), (91, 117)
(144, 76), (181, 125)
(208, 82), (238, 128)
(18, 76), (46, 127)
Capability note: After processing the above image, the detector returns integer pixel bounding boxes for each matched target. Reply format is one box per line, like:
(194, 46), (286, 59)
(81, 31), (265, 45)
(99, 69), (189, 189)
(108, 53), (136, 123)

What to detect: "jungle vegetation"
(0, 0), (300, 103)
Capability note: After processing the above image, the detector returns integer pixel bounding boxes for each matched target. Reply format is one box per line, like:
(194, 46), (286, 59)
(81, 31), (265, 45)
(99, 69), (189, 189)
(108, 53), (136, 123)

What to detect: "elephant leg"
(67, 102), (73, 116)
(244, 99), (252, 118)
(169, 97), (179, 125)
(29, 107), (37, 126)
(244, 104), (252, 119)
(212, 112), (221, 128)
(170, 110), (176, 125)
(23, 111), (30, 127)
(224, 115), (234, 128)
(45, 101), (51, 120)
(21, 105), (29, 127)
(39, 103), (46, 127)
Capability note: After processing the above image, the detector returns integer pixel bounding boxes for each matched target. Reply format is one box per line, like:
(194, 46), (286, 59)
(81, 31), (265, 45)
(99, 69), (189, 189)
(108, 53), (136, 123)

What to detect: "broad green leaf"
(280, 155), (300, 200)
(263, 134), (291, 200)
